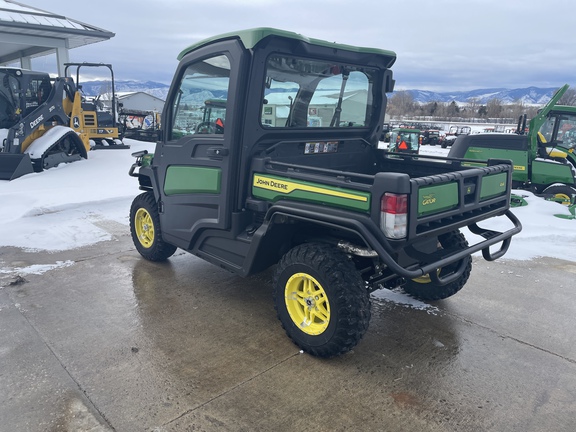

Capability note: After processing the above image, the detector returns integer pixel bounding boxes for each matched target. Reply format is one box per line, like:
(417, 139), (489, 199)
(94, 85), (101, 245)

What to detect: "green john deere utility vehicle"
(128, 27), (521, 357)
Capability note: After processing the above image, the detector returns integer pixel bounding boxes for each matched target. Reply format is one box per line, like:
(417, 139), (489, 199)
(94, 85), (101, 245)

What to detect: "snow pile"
(0, 139), (155, 251)
(463, 190), (575, 261)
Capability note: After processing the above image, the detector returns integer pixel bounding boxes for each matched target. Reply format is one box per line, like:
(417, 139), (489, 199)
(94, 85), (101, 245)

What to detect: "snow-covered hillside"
(79, 80), (562, 106)
(404, 86), (558, 105)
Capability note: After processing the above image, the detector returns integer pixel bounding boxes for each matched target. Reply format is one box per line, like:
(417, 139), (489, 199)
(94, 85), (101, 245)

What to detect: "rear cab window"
(260, 54), (376, 129)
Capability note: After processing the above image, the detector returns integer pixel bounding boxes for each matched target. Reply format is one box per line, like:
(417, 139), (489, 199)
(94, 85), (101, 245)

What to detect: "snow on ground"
(0, 139), (155, 251)
(1, 139), (574, 311)
(0, 260), (74, 275)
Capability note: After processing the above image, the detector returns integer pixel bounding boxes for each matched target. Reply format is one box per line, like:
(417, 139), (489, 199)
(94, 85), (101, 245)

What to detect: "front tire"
(273, 243), (370, 358)
(403, 231), (472, 301)
(130, 192), (177, 261)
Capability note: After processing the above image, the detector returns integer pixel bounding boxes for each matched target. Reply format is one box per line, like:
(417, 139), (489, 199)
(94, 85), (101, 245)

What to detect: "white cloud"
(16, 0), (576, 91)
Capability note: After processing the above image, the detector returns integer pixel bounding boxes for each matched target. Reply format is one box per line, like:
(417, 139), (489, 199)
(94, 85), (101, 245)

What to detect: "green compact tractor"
(449, 84), (576, 204)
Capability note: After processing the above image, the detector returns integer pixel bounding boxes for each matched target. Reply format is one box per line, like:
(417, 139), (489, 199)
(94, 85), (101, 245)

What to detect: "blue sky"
(19, 0), (576, 92)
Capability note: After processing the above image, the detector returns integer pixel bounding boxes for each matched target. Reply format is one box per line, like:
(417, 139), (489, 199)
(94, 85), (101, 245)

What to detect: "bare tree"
(508, 99), (527, 120)
(558, 87), (576, 106)
(486, 98), (503, 118)
(466, 97), (481, 119)
(387, 91), (415, 117)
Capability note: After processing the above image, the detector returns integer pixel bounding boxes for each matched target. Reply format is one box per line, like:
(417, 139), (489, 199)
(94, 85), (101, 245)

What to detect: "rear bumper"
(266, 202), (522, 285)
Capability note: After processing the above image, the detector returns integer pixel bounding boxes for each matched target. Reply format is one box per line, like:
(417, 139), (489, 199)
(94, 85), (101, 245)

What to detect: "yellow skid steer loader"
(0, 63), (127, 180)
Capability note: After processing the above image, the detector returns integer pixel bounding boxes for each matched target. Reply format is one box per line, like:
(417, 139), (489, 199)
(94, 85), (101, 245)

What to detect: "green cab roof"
(177, 27), (396, 66)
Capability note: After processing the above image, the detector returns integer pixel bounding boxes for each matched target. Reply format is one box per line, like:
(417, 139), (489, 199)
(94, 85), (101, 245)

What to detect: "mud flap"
(0, 154), (34, 181)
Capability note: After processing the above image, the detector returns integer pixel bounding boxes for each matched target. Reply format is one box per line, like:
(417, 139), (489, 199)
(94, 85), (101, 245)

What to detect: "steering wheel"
(195, 121), (224, 134)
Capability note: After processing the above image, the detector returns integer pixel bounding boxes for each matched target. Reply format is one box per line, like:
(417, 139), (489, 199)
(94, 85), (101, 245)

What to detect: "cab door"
(155, 40), (245, 251)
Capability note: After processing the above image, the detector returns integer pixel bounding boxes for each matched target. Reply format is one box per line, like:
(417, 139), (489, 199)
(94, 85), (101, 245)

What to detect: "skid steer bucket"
(0, 154), (34, 181)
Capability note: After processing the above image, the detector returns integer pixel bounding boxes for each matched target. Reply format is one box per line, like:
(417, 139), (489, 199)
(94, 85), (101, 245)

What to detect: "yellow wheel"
(553, 193), (572, 206)
(543, 185), (576, 206)
(134, 207), (155, 248)
(411, 270), (440, 284)
(273, 242), (370, 357)
(130, 192), (177, 261)
(284, 273), (330, 336)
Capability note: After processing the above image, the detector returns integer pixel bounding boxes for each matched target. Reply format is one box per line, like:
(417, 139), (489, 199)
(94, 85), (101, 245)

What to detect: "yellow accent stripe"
(253, 175), (368, 202)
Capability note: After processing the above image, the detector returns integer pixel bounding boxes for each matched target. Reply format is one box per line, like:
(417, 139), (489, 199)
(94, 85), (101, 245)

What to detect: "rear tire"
(273, 242), (371, 357)
(403, 231), (472, 301)
(130, 192), (177, 261)
(542, 184), (576, 206)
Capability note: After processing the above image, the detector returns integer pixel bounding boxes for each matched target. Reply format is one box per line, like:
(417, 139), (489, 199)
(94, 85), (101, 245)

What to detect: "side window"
(539, 117), (556, 142)
(169, 54), (230, 140)
(25, 78), (51, 114)
(558, 117), (576, 145)
(262, 55), (374, 128)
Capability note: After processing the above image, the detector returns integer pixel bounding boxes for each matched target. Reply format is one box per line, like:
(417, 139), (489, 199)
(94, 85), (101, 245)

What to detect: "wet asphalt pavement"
(1, 228), (576, 432)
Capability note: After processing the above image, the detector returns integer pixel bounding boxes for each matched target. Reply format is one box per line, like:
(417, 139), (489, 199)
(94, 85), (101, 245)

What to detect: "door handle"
(207, 147), (229, 157)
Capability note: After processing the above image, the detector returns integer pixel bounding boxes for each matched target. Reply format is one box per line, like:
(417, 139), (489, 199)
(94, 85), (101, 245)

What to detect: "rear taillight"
(380, 193), (408, 239)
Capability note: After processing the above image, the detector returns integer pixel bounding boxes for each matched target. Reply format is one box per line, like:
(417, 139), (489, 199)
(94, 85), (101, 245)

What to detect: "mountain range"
(404, 86), (558, 105)
(80, 80), (558, 106)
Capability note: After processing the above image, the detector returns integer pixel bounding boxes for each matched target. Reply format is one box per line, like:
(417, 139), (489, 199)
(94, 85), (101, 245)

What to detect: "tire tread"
(273, 243), (370, 358)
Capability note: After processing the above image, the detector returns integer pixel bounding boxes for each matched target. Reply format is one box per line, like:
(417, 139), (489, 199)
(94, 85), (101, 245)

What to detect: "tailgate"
(408, 161), (512, 239)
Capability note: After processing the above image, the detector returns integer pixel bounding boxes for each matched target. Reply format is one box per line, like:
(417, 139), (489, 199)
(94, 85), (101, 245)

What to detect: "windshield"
(261, 54), (377, 128)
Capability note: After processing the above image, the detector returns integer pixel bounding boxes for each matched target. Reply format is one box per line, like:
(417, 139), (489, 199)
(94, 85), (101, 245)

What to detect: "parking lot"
(1, 226), (576, 431)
